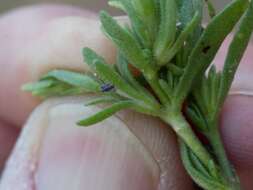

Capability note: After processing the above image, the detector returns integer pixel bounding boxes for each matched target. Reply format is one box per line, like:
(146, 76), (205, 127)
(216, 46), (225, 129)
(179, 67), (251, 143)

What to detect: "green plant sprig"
(23, 0), (253, 189)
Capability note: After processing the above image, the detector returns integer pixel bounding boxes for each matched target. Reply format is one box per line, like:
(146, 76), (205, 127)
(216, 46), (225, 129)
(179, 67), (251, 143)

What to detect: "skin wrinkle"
(116, 110), (194, 190)
(220, 95), (253, 190)
(36, 99), (161, 190)
(221, 96), (253, 168)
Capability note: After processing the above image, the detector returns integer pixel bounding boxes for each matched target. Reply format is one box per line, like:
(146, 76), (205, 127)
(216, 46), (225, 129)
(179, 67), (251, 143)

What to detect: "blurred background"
(0, 0), (230, 15)
(0, 0), (252, 43)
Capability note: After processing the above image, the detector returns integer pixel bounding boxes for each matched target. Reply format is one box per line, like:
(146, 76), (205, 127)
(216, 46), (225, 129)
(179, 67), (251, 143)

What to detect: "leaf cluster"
(23, 0), (253, 189)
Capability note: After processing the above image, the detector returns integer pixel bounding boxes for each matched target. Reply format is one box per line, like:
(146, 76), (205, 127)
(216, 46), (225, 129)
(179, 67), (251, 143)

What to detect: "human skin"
(0, 4), (253, 190)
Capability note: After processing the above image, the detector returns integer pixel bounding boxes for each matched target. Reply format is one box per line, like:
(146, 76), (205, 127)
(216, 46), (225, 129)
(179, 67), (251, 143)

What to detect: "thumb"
(36, 97), (160, 190)
(0, 97), (192, 190)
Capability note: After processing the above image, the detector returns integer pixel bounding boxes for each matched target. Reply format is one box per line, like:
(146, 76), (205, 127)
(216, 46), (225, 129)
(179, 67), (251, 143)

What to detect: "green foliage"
(219, 0), (253, 107)
(154, 0), (177, 64)
(186, 65), (222, 133)
(158, 12), (200, 64)
(23, 0), (253, 189)
(174, 0), (249, 107)
(83, 48), (160, 110)
(100, 11), (152, 72)
(204, 0), (216, 18)
(180, 141), (227, 190)
(78, 100), (134, 126)
(22, 70), (101, 97)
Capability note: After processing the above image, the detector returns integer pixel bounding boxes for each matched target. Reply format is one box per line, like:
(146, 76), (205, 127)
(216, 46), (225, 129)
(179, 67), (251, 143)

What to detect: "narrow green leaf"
(116, 53), (157, 102)
(99, 11), (151, 71)
(205, 0), (216, 18)
(207, 66), (221, 114)
(177, 0), (203, 28)
(167, 64), (184, 76)
(167, 71), (174, 89)
(181, 0), (204, 60)
(78, 101), (134, 126)
(189, 147), (212, 178)
(180, 141), (227, 190)
(159, 12), (200, 64)
(186, 104), (208, 132)
(22, 80), (54, 92)
(85, 96), (121, 106)
(83, 48), (140, 99)
(116, 53), (144, 90)
(118, 0), (151, 47)
(43, 70), (101, 92)
(30, 83), (84, 98)
(108, 0), (126, 11)
(175, 0), (249, 106)
(154, 0), (177, 63)
(219, 0), (253, 107)
(22, 78), (91, 98)
(83, 48), (160, 109)
(159, 79), (173, 99)
(131, 0), (158, 43)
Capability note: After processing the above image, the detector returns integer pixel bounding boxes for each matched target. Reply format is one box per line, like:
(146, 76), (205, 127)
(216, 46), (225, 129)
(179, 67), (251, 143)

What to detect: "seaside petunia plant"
(23, 0), (253, 189)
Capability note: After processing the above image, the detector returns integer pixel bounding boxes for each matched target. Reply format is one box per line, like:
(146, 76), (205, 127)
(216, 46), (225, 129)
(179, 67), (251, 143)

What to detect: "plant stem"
(208, 124), (241, 190)
(162, 113), (213, 168)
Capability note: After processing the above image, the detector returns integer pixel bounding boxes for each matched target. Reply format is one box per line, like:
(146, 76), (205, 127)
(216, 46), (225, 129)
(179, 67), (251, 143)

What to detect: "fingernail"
(229, 69), (253, 97)
(35, 102), (160, 190)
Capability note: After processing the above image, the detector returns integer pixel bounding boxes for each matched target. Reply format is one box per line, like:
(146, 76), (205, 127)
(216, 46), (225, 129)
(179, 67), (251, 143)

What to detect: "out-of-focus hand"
(0, 5), (252, 190)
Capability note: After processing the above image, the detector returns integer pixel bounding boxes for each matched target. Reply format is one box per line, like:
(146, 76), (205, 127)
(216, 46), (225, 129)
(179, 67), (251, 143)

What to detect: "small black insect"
(101, 83), (115, 92)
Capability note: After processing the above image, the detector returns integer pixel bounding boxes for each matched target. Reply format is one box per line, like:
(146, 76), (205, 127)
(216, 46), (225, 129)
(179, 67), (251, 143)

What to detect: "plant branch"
(162, 112), (213, 168)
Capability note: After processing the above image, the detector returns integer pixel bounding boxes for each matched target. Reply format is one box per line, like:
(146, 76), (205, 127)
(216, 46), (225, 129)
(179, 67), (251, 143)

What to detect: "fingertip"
(220, 95), (253, 189)
(221, 95), (253, 169)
